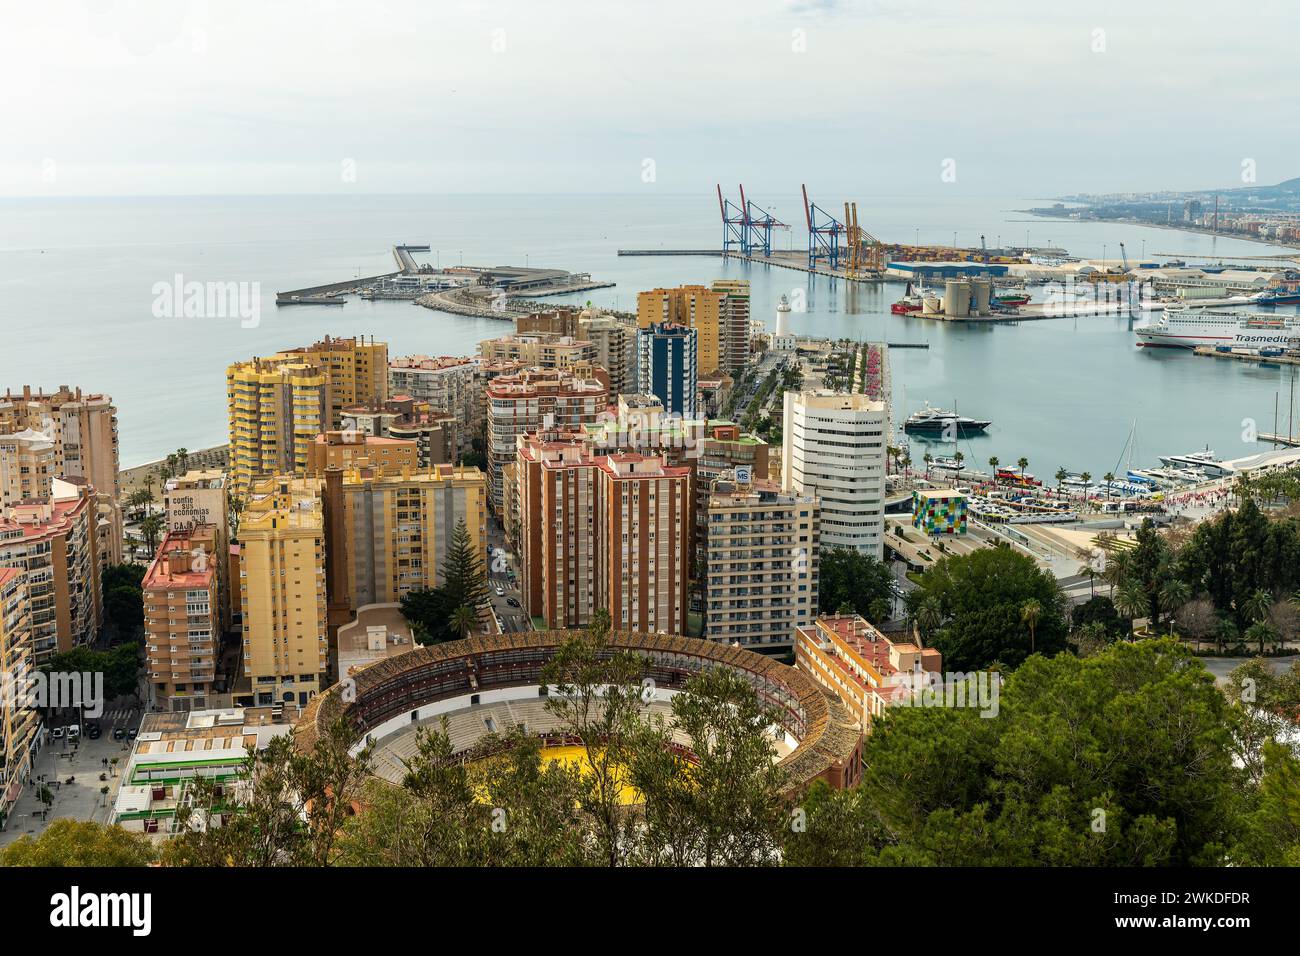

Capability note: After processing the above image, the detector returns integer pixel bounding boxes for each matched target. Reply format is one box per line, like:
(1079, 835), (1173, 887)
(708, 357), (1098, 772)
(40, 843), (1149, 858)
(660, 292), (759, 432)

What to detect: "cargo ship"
(1135, 309), (1300, 349)
(891, 281), (924, 314)
(993, 290), (1030, 307)
(1249, 289), (1300, 306)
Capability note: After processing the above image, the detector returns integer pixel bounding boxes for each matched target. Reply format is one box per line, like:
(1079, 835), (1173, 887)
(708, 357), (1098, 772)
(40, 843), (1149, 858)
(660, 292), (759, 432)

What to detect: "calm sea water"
(1, 192), (1297, 475)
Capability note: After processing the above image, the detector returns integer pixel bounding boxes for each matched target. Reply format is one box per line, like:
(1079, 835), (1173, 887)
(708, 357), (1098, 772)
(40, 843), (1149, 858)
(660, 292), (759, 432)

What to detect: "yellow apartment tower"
(637, 285), (725, 376)
(237, 477), (327, 708)
(226, 359), (327, 495)
(271, 335), (388, 428)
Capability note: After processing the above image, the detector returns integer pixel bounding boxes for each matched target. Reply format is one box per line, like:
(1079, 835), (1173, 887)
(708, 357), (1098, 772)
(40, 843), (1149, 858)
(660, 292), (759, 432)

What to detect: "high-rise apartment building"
(704, 473), (819, 651)
(225, 359), (328, 494)
(0, 428), (55, 508)
(340, 397), (457, 468)
(478, 333), (598, 372)
(330, 463), (487, 611)
(782, 391), (888, 558)
(711, 279), (752, 373)
(0, 567), (36, 822)
(143, 526), (221, 712)
(485, 368), (608, 512)
(0, 481), (102, 663)
(515, 308), (637, 394)
(515, 433), (690, 633)
(637, 322), (698, 419)
(637, 285), (725, 376)
(237, 477), (328, 707)
(307, 432), (418, 477)
(387, 355), (482, 455)
(270, 335), (388, 428)
(0, 386), (121, 501)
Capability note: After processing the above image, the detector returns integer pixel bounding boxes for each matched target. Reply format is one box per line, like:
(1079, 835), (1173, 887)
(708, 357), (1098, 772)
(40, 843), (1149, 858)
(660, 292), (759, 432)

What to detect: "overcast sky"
(3, 0), (1297, 197)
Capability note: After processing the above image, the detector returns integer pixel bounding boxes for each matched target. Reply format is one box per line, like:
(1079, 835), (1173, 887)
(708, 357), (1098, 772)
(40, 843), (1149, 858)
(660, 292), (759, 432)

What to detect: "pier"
(1192, 345), (1300, 367)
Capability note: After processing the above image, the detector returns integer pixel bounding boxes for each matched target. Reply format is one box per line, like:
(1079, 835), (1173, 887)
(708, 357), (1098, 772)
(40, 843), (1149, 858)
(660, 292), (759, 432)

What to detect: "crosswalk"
(99, 707), (137, 723)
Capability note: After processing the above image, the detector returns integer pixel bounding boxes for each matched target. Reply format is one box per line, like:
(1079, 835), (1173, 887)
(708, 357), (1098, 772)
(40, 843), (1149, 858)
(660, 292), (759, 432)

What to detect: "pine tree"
(439, 519), (490, 615)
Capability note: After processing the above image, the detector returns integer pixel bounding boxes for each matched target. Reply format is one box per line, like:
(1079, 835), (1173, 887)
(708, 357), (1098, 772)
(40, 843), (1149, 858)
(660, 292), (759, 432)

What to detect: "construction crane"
(1119, 241), (1130, 273)
(738, 184), (787, 257)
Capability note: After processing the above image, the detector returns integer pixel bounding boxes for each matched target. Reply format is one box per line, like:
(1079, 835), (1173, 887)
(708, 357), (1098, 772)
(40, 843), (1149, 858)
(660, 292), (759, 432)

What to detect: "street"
(485, 519), (529, 633)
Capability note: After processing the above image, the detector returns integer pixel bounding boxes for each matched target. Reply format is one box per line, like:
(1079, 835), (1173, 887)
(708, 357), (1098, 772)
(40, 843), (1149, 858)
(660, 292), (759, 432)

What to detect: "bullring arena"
(297, 631), (864, 793)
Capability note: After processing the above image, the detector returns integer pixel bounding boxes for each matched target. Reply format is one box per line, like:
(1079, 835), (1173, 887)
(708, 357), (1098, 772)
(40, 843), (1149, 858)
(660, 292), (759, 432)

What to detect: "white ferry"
(1135, 309), (1300, 349)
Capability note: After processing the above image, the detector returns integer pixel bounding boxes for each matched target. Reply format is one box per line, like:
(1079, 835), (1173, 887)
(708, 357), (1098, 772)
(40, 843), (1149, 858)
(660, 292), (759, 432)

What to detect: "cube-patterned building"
(912, 489), (968, 535)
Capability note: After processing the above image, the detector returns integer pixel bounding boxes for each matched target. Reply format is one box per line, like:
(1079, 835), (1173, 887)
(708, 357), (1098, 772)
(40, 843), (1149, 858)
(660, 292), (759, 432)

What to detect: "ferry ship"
(1135, 309), (1300, 349)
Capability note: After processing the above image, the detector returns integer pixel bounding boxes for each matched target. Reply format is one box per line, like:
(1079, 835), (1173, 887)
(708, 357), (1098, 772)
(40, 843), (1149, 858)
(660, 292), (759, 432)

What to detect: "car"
(128, 728), (138, 740)
(51, 726), (65, 739)
(113, 727), (126, 740)
(67, 725), (81, 740)
(493, 582), (505, 596)
(87, 725), (102, 740)
(507, 597), (521, 608)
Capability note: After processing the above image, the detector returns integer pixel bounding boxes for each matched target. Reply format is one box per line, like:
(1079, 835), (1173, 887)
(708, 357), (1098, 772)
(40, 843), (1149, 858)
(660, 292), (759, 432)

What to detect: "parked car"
(127, 728), (138, 740)
(87, 724), (102, 740)
(51, 726), (64, 739)
(493, 582), (505, 596)
(112, 727), (126, 740)
(507, 597), (521, 608)
(67, 725), (81, 740)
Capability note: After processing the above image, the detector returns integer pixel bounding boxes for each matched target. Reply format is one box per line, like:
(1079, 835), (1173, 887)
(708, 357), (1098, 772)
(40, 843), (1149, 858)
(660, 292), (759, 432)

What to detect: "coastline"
(1021, 212), (1300, 256)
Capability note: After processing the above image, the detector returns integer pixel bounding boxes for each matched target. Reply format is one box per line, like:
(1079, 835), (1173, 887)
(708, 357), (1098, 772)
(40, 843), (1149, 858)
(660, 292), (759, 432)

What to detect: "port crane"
(738, 184), (788, 257)
(717, 185), (747, 255)
(802, 184), (845, 270)
(842, 202), (887, 279)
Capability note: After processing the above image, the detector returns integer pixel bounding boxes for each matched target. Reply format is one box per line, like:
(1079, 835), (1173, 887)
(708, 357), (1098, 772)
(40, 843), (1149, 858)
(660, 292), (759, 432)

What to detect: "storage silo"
(945, 279), (971, 317)
(972, 277), (992, 316)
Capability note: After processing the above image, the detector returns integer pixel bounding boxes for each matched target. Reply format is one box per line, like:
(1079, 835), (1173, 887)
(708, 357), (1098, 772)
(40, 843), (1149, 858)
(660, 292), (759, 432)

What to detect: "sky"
(2, 0), (1298, 198)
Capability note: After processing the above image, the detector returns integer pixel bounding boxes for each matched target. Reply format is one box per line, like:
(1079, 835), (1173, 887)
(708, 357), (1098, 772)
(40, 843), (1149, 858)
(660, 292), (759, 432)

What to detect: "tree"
(139, 512), (165, 556)
(818, 548), (894, 619)
(1, 819), (156, 866)
(400, 518), (490, 644)
(163, 716), (373, 867)
(1055, 467), (1067, 497)
(1103, 471), (1115, 499)
(540, 610), (645, 867)
(629, 667), (787, 866)
(1246, 620), (1281, 657)
(1072, 595), (1124, 640)
(1114, 580), (1149, 631)
(904, 546), (1068, 670)
(1020, 598), (1042, 654)
(1017, 456), (1029, 478)
(449, 605), (477, 641)
(1159, 578), (1192, 637)
(988, 456), (1000, 484)
(789, 639), (1242, 866)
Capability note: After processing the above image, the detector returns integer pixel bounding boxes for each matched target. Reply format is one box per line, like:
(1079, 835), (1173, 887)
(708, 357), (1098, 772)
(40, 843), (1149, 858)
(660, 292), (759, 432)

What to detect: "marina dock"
(1192, 345), (1300, 367)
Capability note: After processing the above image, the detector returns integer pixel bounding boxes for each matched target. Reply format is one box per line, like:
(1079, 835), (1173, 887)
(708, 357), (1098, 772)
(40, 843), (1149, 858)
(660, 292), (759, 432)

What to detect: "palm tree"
(988, 456), (1000, 486)
(449, 605), (477, 641)
(1114, 580), (1150, 635)
(915, 597), (943, 645)
(176, 447), (189, 472)
(1159, 578), (1191, 638)
(953, 451), (965, 473)
(1017, 456), (1029, 479)
(1080, 472), (1092, 504)
(1076, 553), (1099, 599)
(1055, 467), (1068, 498)
(1101, 549), (1130, 599)
(1246, 620), (1280, 656)
(923, 452), (933, 479)
(1020, 598), (1043, 655)
(140, 513), (165, 555)
(1243, 588), (1272, 628)
(867, 597), (892, 625)
(900, 453), (912, 475)
(1103, 472), (1115, 500)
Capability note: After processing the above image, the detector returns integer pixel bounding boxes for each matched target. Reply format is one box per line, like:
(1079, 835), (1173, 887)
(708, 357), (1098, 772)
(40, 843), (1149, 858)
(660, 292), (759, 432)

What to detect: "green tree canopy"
(1, 819), (156, 866)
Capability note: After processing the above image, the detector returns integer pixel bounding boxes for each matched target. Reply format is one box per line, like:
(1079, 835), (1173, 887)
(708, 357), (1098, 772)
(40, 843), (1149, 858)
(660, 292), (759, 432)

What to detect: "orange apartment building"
(143, 527), (221, 711)
(0, 566), (37, 821)
(0, 482), (101, 663)
(795, 614), (942, 729)
(306, 431), (418, 476)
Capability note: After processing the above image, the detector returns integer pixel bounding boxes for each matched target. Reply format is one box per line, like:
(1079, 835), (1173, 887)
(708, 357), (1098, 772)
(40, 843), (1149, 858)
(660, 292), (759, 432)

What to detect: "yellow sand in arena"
(539, 745), (640, 805)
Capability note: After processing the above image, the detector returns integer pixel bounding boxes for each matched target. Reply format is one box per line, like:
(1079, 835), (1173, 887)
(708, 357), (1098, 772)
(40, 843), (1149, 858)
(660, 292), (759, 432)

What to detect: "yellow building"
(226, 359), (327, 495)
(237, 477), (328, 708)
(0, 567), (37, 821)
(271, 335), (388, 429)
(334, 463), (487, 611)
(637, 285), (724, 376)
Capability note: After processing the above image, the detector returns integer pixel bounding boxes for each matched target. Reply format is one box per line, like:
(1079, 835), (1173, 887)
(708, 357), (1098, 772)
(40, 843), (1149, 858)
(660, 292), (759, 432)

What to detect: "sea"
(2, 192), (1298, 477)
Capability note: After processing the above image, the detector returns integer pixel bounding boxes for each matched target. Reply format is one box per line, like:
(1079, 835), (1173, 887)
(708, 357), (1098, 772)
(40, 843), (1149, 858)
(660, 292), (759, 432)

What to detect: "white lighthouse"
(775, 294), (792, 336)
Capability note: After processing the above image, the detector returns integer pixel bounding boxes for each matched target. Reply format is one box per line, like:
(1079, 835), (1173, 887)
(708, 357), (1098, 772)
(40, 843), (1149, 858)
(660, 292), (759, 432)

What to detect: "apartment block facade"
(387, 355), (482, 455)
(143, 527), (221, 711)
(0, 482), (101, 663)
(637, 322), (698, 419)
(485, 368), (608, 513)
(226, 358), (328, 494)
(0, 567), (36, 822)
(237, 477), (328, 707)
(704, 474), (819, 651)
(515, 434), (690, 634)
(270, 335), (388, 429)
